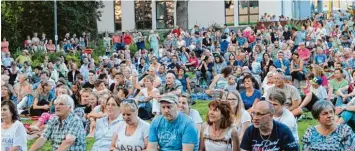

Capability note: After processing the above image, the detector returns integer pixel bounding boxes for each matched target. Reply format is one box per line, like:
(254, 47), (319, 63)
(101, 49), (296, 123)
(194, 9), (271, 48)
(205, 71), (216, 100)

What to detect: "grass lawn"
(26, 100), (317, 150)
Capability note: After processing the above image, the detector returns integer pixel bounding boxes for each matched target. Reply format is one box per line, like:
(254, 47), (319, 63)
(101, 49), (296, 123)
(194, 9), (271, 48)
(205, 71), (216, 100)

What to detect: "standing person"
(91, 96), (121, 151)
(199, 100), (240, 151)
(110, 100), (150, 151)
(1, 37), (9, 54)
(1, 101), (28, 151)
(147, 94), (199, 151)
(29, 94), (86, 151)
(149, 30), (160, 57)
(302, 101), (355, 150)
(268, 90), (299, 143)
(240, 101), (299, 151)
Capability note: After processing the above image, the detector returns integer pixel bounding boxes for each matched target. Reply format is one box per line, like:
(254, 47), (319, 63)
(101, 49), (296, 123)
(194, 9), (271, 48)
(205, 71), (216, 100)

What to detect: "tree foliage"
(1, 1), (104, 53)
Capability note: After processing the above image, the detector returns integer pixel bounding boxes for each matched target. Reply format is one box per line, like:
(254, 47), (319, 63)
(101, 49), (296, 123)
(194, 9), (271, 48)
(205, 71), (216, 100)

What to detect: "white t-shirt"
(1, 120), (28, 151)
(188, 109), (203, 124)
(273, 108), (299, 143)
(234, 109), (251, 134)
(114, 118), (150, 151)
(311, 86), (327, 101)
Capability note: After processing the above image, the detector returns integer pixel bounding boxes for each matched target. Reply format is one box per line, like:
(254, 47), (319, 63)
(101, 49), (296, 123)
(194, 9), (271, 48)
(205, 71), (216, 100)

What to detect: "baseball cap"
(310, 76), (322, 85)
(159, 94), (178, 104)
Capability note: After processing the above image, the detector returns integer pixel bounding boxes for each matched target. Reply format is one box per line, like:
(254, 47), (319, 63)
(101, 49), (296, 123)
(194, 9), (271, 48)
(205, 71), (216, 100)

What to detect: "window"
(114, 0), (122, 31)
(156, 0), (174, 29)
(135, 0), (152, 29)
(225, 0), (235, 26)
(238, 0), (259, 25)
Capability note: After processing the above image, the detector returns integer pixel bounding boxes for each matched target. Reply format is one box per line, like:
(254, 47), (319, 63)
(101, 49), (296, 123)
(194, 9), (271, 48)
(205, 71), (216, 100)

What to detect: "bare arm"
(110, 133), (118, 151)
(288, 99), (300, 111)
(328, 87), (334, 101)
(239, 121), (250, 141)
(56, 134), (76, 151)
(186, 77), (192, 93)
(208, 74), (220, 89)
(32, 98), (44, 110)
(182, 144), (195, 151)
(232, 129), (241, 151)
(147, 142), (158, 151)
(199, 124), (206, 151)
(29, 137), (47, 151)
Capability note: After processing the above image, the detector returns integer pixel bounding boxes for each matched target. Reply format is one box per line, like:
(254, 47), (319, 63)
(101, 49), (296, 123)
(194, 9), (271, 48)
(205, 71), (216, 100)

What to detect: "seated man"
(337, 97), (355, 130)
(29, 94), (86, 151)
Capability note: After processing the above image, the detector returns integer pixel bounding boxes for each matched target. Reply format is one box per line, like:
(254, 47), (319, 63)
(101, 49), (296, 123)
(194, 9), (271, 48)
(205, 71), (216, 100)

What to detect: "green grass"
(25, 100), (316, 150)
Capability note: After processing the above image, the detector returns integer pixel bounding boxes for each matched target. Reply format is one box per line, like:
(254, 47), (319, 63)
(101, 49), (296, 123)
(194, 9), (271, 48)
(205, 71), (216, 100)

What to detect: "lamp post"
(54, 0), (58, 51)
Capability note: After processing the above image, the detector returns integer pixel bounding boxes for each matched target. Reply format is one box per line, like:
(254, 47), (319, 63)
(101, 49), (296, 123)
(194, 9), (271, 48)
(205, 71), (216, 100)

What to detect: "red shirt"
(172, 29), (181, 37)
(188, 57), (199, 68)
(123, 35), (132, 45)
(296, 48), (311, 61)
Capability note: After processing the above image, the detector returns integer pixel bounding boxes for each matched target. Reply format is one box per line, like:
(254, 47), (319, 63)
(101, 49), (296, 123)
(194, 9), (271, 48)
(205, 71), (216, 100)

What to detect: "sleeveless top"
(203, 125), (234, 151)
(215, 75), (228, 89)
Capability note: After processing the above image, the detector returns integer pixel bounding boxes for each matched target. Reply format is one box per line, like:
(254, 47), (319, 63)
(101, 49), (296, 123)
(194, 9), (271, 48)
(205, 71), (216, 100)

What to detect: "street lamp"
(54, 0), (58, 51)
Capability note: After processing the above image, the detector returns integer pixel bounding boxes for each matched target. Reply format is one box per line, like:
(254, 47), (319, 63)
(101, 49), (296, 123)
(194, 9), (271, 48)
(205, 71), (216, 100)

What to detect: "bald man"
(158, 73), (182, 96)
(240, 101), (299, 151)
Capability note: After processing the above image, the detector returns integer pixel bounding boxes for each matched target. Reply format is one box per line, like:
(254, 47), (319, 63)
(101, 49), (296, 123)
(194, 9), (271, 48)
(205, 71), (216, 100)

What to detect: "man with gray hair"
(240, 101), (299, 151)
(158, 72), (182, 96)
(266, 71), (301, 115)
(29, 94), (85, 151)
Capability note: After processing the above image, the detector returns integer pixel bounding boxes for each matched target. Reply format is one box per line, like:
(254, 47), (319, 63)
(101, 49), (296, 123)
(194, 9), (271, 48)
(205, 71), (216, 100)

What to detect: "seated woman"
(134, 75), (160, 116)
(1, 84), (17, 104)
(261, 72), (275, 98)
(176, 67), (192, 93)
(336, 97), (355, 130)
(110, 99), (150, 151)
(293, 76), (327, 117)
(30, 80), (55, 116)
(290, 52), (307, 89)
(206, 66), (233, 97)
(240, 74), (261, 112)
(1, 101), (27, 151)
(222, 90), (251, 140)
(302, 101), (355, 150)
(199, 100), (240, 151)
(178, 93), (203, 137)
(335, 70), (355, 107)
(91, 96), (122, 151)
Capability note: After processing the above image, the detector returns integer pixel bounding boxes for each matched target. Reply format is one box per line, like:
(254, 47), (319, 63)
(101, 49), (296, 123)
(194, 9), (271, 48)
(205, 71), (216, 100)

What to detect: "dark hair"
(94, 79), (106, 88)
(98, 73), (107, 80)
(221, 66), (233, 78)
(206, 100), (233, 129)
(118, 88), (129, 98)
(215, 55), (224, 63)
(292, 52), (299, 58)
(35, 66), (43, 70)
(334, 68), (343, 74)
(243, 74), (254, 84)
(89, 70), (95, 75)
(106, 95), (121, 107)
(1, 101), (19, 122)
(40, 71), (49, 77)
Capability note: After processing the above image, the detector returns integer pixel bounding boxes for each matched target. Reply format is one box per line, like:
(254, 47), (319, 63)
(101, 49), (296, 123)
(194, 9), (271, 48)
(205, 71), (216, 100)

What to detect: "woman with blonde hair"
(30, 80), (55, 116)
(222, 90), (251, 140)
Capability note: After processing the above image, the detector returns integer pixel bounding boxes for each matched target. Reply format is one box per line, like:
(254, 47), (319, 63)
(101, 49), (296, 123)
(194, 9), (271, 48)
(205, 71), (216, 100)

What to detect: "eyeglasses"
(251, 112), (271, 118)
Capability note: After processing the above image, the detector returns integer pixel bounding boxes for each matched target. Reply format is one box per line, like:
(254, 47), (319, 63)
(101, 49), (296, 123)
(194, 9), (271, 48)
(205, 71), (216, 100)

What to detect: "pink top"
(321, 75), (328, 87)
(1, 41), (9, 53)
(296, 48), (311, 61)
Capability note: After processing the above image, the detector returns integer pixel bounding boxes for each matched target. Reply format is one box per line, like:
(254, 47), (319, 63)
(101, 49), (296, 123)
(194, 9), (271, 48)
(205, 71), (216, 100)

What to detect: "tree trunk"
(176, 0), (188, 30)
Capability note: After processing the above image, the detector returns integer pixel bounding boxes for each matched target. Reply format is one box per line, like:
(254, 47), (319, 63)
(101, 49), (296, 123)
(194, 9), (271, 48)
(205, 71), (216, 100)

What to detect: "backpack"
(138, 102), (153, 120)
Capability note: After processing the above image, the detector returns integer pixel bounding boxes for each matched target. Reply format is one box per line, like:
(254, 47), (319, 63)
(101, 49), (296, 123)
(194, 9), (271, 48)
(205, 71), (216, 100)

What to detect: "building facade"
(97, 0), (316, 33)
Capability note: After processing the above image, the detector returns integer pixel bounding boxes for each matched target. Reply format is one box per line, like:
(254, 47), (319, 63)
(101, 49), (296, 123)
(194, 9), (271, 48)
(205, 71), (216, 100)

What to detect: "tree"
(1, 1), (104, 53)
(176, 0), (188, 30)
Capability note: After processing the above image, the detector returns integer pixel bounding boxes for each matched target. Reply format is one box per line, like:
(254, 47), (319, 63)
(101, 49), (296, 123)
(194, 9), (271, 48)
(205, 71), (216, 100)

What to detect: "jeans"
(196, 71), (212, 86)
(291, 71), (304, 81)
(335, 95), (351, 107)
(341, 110), (355, 130)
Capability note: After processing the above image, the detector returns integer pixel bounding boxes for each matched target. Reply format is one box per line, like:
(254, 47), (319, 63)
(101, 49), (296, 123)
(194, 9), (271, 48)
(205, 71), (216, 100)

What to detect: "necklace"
(211, 127), (224, 138)
(259, 129), (272, 141)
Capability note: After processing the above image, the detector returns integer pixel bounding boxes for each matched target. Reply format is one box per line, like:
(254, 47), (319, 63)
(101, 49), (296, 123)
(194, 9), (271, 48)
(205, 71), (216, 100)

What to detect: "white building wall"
(283, 0), (293, 18)
(188, 0), (225, 29)
(121, 0), (135, 31)
(259, 1), (282, 18)
(96, 0), (115, 33)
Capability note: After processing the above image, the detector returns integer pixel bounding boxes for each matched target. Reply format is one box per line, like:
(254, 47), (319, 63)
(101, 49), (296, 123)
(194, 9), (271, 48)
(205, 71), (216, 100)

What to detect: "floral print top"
(302, 124), (355, 151)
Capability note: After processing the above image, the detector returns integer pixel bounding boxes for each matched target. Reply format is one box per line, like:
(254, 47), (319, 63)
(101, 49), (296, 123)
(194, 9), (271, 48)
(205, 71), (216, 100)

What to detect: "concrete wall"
(188, 0), (225, 29)
(96, 0), (115, 33)
(283, 0), (293, 18)
(121, 0), (135, 31)
(259, 1), (282, 18)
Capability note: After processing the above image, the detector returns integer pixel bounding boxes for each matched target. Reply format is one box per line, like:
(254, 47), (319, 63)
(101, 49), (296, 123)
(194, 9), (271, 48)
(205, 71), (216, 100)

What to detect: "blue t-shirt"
(314, 54), (327, 65)
(148, 112), (199, 151)
(241, 120), (299, 151)
(273, 59), (290, 75)
(240, 89), (262, 110)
